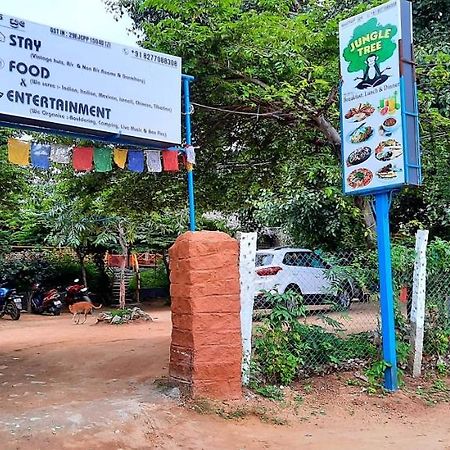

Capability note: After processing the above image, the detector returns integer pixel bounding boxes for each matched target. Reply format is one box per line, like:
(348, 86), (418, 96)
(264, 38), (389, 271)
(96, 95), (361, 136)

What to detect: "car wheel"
(284, 284), (302, 311)
(337, 287), (352, 310)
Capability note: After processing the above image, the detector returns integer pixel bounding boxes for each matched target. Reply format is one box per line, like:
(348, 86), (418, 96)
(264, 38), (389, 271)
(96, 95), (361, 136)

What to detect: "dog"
(69, 301), (102, 324)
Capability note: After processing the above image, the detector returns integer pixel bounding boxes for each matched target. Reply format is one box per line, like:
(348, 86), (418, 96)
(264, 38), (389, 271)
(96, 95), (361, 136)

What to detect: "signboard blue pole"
(182, 74), (196, 232)
(339, 0), (419, 391)
(374, 192), (398, 390)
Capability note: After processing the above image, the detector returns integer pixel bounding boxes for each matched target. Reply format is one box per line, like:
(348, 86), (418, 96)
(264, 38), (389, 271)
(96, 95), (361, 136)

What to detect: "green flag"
(94, 147), (112, 172)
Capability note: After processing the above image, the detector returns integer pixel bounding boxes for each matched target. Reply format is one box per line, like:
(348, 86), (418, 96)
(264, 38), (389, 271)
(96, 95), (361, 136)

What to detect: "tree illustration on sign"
(343, 18), (398, 90)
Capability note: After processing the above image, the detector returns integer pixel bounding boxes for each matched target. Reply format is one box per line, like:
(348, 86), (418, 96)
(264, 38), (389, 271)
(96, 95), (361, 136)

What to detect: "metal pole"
(375, 191), (398, 391)
(182, 75), (196, 232)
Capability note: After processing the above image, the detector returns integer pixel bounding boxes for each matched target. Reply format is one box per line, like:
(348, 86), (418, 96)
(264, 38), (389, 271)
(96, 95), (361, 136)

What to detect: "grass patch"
(414, 378), (450, 405)
(253, 384), (285, 401)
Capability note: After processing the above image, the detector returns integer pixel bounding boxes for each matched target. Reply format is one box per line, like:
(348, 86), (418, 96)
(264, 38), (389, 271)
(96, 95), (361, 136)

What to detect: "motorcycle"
(64, 279), (92, 305)
(0, 282), (22, 320)
(30, 283), (63, 316)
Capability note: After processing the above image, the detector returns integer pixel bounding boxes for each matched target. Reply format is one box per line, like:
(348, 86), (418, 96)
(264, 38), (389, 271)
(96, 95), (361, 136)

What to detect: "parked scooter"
(64, 279), (92, 305)
(30, 283), (63, 316)
(0, 282), (22, 320)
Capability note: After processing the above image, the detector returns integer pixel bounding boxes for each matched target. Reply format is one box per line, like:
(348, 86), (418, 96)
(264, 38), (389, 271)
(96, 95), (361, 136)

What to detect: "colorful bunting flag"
(7, 138), (30, 166)
(94, 147), (112, 172)
(6, 141), (190, 175)
(73, 146), (93, 171)
(114, 148), (128, 169)
(50, 145), (71, 164)
(145, 150), (162, 173)
(162, 150), (179, 172)
(127, 150), (144, 173)
(185, 145), (196, 165)
(31, 143), (51, 169)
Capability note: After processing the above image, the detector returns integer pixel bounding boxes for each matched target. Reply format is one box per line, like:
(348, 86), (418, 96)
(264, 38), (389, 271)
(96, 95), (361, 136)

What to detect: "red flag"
(73, 147), (93, 171)
(162, 150), (179, 172)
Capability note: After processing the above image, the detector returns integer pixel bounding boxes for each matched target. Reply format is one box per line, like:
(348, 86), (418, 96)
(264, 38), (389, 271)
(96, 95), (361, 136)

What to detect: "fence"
(422, 269), (450, 368)
(241, 235), (450, 385)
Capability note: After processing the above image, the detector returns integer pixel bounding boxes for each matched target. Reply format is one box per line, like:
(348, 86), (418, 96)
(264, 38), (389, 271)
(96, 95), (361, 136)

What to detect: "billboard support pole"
(182, 74), (196, 232)
(374, 191), (398, 391)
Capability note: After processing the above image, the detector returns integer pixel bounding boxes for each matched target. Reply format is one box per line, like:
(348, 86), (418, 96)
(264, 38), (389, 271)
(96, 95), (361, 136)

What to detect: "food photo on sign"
(339, 0), (409, 195)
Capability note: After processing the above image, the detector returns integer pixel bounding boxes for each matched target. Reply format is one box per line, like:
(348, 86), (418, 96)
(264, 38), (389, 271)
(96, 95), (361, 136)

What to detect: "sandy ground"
(0, 306), (449, 450)
(256, 301), (380, 334)
(305, 301), (379, 334)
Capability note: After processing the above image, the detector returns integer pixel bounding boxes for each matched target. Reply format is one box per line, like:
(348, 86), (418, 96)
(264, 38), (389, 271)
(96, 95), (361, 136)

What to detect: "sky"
(0, 0), (138, 47)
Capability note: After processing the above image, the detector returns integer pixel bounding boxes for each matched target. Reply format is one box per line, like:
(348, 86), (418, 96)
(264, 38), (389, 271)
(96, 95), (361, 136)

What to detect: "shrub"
(0, 250), (110, 301)
(0, 251), (55, 291)
(251, 291), (378, 385)
(129, 263), (169, 290)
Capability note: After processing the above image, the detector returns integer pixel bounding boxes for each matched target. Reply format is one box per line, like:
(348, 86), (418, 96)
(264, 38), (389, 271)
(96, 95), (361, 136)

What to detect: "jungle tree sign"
(339, 0), (420, 195)
(0, 13), (182, 145)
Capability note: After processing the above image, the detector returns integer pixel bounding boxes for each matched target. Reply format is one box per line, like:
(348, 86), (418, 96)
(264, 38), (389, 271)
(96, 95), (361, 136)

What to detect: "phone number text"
(130, 49), (178, 67)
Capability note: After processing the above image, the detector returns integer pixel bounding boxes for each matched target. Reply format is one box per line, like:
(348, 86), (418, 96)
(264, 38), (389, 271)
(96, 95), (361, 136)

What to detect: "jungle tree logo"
(343, 18), (398, 90)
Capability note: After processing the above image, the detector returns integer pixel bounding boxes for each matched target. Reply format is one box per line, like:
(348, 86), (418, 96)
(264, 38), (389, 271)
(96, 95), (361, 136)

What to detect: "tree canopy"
(102, 0), (449, 248)
(0, 0), (448, 256)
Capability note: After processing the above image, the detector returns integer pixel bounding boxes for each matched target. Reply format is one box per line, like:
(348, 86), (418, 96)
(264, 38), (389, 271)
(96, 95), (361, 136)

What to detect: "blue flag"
(31, 143), (51, 169)
(127, 150), (144, 173)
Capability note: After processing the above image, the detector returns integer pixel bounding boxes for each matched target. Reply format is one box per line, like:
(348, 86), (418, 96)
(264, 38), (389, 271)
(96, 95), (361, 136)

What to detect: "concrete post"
(237, 232), (257, 385)
(409, 229), (429, 378)
(169, 231), (242, 399)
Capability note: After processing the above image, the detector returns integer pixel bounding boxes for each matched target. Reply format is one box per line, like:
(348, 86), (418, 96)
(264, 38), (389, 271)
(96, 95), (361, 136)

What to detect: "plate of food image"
(378, 116), (400, 137)
(346, 124), (374, 145)
(347, 168), (373, 189)
(382, 116), (399, 132)
(345, 103), (375, 122)
(376, 163), (401, 179)
(346, 146), (371, 167)
(375, 139), (402, 161)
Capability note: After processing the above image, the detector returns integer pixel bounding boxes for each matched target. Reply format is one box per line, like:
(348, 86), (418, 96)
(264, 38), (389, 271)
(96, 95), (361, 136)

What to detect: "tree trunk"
(76, 249), (88, 288)
(133, 254), (141, 304)
(117, 223), (128, 309)
(355, 196), (376, 247)
(162, 248), (171, 301)
(26, 290), (33, 313)
(313, 113), (342, 149)
(81, 260), (87, 288)
(119, 256), (127, 309)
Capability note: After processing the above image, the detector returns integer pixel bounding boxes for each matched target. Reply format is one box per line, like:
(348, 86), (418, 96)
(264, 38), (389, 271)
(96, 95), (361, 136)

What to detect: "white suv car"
(254, 247), (358, 309)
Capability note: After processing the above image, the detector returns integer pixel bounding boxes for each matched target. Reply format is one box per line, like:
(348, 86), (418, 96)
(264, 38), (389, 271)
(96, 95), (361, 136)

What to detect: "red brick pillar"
(169, 231), (242, 400)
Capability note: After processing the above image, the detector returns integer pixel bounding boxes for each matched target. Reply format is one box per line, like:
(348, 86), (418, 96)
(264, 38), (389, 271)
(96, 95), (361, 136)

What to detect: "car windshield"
(282, 251), (326, 268)
(255, 253), (274, 266)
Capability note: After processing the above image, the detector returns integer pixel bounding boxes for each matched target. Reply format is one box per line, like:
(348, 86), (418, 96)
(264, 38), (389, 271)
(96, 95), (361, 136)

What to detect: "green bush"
(0, 251), (55, 291)
(0, 251), (110, 301)
(129, 263), (169, 290)
(253, 323), (305, 385)
(36, 254), (109, 297)
(252, 291), (378, 385)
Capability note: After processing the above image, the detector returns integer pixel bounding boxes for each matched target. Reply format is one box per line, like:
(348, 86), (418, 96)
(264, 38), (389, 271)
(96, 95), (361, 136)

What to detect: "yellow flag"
(8, 138), (30, 166)
(114, 148), (128, 169)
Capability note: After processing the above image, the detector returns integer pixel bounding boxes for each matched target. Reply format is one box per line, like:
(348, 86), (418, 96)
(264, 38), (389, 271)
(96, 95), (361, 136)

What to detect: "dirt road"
(0, 307), (449, 449)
